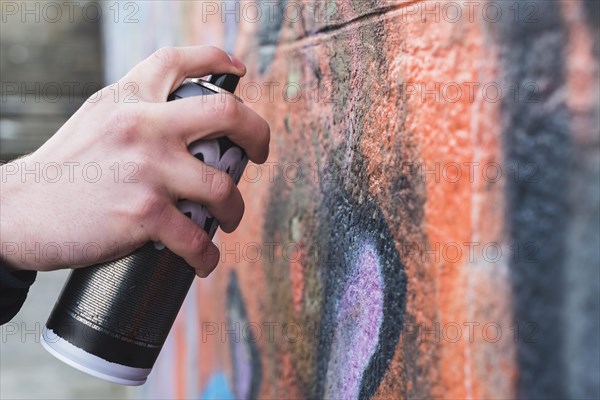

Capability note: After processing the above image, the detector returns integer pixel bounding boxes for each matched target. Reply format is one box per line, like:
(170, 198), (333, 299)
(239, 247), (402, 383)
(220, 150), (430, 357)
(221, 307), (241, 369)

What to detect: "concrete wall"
(101, 1), (600, 399)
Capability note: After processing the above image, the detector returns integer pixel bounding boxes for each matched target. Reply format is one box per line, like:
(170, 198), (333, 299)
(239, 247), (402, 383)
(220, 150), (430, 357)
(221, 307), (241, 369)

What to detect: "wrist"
(0, 225), (30, 272)
(1, 162), (33, 272)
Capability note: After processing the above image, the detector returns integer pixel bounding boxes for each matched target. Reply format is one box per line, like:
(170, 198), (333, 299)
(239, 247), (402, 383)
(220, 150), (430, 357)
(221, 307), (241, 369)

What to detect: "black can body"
(42, 75), (247, 385)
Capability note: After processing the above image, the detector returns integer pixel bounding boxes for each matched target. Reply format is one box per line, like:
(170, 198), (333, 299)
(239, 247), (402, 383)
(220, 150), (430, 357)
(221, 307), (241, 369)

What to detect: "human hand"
(0, 46), (270, 277)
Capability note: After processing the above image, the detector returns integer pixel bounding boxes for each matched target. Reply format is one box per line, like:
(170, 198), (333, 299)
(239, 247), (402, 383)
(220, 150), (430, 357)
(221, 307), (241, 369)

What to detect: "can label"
(179, 137), (248, 237)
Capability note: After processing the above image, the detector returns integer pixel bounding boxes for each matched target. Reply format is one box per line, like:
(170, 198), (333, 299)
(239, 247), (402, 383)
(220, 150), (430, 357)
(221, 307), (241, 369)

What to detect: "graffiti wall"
(101, 1), (600, 399)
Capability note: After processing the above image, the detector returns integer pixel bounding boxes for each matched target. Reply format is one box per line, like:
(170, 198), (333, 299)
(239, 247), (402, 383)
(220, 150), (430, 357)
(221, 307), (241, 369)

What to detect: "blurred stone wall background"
(0, 0), (102, 159)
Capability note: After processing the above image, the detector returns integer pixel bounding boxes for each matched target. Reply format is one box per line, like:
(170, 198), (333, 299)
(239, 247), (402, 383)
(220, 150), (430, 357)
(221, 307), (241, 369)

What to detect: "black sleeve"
(0, 259), (37, 325)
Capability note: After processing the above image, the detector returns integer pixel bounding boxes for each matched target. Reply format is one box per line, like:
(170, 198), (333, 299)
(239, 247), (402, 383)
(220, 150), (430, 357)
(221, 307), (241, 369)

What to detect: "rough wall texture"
(101, 1), (600, 399)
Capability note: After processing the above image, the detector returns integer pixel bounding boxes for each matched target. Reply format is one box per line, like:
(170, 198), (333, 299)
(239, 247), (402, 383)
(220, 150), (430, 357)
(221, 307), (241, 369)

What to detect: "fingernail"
(229, 54), (246, 70)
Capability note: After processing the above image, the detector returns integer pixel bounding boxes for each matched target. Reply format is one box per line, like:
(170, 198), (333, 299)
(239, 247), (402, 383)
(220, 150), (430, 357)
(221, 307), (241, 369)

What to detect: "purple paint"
(325, 241), (385, 399)
(227, 271), (262, 399)
(231, 318), (253, 398)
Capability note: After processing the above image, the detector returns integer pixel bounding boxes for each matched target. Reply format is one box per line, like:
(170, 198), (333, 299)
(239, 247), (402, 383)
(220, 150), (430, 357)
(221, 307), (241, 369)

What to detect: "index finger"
(150, 94), (271, 164)
(120, 46), (246, 102)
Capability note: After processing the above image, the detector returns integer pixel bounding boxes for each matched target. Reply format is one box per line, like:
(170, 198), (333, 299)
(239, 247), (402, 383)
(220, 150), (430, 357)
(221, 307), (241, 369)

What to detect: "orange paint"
(289, 242), (305, 313)
(134, 1), (595, 398)
(174, 317), (186, 399)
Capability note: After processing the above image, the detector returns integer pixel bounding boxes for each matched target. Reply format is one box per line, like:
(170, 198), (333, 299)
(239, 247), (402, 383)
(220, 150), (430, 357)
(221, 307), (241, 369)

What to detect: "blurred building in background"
(0, 0), (103, 160)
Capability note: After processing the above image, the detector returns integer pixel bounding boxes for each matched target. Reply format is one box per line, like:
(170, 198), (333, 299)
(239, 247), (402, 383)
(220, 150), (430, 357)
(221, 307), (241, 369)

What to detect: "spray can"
(40, 74), (247, 386)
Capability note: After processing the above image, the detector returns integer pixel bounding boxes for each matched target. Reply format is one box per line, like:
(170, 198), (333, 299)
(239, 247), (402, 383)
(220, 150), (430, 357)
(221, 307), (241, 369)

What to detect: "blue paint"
(200, 372), (235, 400)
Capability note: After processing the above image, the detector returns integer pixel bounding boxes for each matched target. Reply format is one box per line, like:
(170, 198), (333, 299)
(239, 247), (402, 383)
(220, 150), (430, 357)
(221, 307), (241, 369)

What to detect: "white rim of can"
(190, 78), (244, 103)
(41, 326), (151, 386)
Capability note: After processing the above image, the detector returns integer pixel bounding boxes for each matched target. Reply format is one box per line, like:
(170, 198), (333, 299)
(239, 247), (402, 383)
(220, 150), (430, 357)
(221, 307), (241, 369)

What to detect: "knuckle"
(203, 45), (221, 54)
(107, 108), (144, 143)
(135, 191), (164, 222)
(188, 228), (209, 255)
(209, 93), (238, 122)
(209, 171), (235, 204)
(127, 191), (165, 239)
(195, 249), (219, 278)
(203, 45), (228, 61)
(151, 47), (181, 70)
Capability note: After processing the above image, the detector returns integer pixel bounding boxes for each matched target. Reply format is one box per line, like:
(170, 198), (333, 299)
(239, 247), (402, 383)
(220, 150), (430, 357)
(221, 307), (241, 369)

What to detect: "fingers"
(121, 46), (246, 102)
(154, 94), (271, 164)
(114, 45), (269, 164)
(153, 205), (221, 277)
(165, 154), (245, 233)
(113, 46), (266, 278)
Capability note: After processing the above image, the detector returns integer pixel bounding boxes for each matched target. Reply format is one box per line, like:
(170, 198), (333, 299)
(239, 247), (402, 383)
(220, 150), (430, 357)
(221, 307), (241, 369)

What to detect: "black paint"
(494, 1), (571, 398)
(583, 0), (600, 60)
(257, 0), (287, 74)
(314, 162), (408, 400)
(227, 271), (262, 400)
